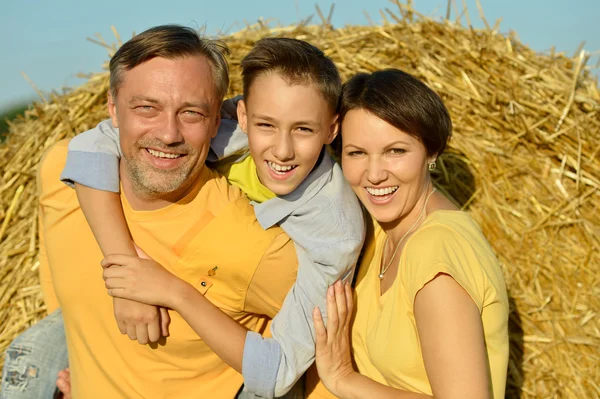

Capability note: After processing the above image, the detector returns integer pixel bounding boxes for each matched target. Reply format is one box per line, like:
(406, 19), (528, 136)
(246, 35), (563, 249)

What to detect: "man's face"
(237, 72), (338, 196)
(108, 55), (220, 203)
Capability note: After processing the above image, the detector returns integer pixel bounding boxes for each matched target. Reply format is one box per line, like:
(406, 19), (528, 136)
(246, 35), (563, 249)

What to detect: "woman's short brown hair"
(340, 69), (452, 157)
(109, 25), (230, 101)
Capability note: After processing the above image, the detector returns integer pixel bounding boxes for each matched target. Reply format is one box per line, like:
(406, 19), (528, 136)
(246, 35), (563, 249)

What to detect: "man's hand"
(112, 297), (170, 345)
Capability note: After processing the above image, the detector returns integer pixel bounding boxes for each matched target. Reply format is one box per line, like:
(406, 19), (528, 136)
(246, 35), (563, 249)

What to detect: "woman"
(309, 69), (509, 398)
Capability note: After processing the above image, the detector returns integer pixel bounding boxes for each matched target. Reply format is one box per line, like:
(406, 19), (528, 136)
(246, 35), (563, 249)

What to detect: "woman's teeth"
(147, 149), (181, 159)
(268, 161), (297, 174)
(366, 186), (399, 196)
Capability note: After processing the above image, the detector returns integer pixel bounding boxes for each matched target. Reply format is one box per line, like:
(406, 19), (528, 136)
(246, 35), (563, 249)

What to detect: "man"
(9, 25), (298, 398)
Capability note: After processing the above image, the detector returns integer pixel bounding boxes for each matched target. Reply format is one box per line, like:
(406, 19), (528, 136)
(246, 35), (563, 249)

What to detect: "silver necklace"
(379, 187), (437, 279)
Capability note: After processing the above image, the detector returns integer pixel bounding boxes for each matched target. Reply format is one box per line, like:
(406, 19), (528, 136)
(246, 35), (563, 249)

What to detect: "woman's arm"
(313, 276), (490, 399)
(414, 274), (491, 399)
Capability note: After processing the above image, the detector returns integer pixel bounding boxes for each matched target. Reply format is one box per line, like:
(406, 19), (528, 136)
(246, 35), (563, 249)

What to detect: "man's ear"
(324, 114), (340, 145)
(107, 91), (119, 128)
(237, 100), (248, 135)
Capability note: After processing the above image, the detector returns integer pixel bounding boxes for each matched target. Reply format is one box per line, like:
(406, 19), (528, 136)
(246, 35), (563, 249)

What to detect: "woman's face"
(341, 109), (433, 224)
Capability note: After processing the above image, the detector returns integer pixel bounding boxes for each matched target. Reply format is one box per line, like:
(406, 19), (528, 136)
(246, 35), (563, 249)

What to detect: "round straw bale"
(1, 7), (598, 398)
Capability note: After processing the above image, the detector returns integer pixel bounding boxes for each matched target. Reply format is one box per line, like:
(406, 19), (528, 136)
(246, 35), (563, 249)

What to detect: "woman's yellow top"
(308, 210), (509, 398)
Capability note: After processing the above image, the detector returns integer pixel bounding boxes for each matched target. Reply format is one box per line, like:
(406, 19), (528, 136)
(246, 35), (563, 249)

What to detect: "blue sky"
(0, 0), (598, 110)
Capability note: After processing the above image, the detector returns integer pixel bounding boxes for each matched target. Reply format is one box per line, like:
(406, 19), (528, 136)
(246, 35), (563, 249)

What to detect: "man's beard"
(123, 141), (199, 200)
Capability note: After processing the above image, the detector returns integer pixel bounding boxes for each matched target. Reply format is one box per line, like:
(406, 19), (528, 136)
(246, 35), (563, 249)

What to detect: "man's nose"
(156, 115), (183, 145)
(367, 156), (387, 185)
(272, 132), (294, 161)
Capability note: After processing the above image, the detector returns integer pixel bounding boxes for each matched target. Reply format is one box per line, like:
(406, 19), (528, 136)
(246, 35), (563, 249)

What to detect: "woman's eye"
(389, 148), (406, 155)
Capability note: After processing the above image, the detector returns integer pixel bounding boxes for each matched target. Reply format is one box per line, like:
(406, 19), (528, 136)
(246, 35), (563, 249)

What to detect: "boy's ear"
(324, 115), (340, 145)
(107, 91), (119, 128)
(237, 100), (248, 135)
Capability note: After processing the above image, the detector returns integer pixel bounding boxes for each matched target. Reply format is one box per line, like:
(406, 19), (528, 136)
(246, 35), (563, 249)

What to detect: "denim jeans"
(1, 309), (68, 399)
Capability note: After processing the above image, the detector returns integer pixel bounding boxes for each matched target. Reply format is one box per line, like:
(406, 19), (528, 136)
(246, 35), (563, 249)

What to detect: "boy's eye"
(257, 123), (274, 128)
(297, 127), (314, 133)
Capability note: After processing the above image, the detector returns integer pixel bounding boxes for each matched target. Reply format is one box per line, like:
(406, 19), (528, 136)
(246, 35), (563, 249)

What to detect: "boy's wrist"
(170, 279), (196, 310)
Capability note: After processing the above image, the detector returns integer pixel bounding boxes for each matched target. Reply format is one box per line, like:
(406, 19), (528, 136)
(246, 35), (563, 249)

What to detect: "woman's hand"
(102, 250), (186, 309)
(312, 280), (357, 397)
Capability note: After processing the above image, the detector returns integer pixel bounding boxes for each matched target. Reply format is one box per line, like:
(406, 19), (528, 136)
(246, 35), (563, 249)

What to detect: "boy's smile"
(238, 72), (338, 196)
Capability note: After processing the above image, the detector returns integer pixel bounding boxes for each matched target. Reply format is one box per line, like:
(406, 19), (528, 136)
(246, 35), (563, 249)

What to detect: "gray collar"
(252, 151), (333, 229)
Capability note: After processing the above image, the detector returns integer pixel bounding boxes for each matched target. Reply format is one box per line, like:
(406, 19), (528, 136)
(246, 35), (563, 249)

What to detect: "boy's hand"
(102, 254), (183, 310)
(113, 298), (170, 344)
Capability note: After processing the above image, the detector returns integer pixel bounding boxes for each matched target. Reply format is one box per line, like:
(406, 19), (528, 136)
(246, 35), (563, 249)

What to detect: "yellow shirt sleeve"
(244, 232), (298, 318)
(402, 223), (486, 312)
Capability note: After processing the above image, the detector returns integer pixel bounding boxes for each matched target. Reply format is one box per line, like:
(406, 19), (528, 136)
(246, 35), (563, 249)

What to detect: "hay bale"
(1, 4), (598, 398)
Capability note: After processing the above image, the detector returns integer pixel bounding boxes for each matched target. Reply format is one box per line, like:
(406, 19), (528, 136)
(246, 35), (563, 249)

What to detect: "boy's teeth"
(147, 149), (181, 159)
(366, 186), (399, 196)
(268, 161), (296, 173)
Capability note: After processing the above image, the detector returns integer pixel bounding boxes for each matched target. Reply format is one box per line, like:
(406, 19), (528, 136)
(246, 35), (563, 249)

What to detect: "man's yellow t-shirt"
(38, 140), (298, 399)
(307, 211), (509, 398)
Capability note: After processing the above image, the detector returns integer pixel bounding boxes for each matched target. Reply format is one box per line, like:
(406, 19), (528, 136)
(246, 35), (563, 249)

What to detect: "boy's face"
(237, 73), (338, 196)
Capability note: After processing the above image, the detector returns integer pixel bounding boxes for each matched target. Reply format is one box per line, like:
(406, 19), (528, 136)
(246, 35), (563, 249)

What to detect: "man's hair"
(340, 69), (452, 157)
(109, 25), (230, 101)
(240, 37), (341, 112)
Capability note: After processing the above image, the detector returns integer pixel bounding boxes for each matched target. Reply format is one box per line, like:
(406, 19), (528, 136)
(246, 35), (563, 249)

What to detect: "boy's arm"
(61, 120), (169, 344)
(206, 96), (250, 164)
(103, 230), (298, 374)
(243, 239), (362, 398)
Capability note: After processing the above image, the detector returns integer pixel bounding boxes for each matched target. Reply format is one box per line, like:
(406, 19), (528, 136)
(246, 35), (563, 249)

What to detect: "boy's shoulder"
(302, 159), (364, 239)
(279, 153), (365, 246)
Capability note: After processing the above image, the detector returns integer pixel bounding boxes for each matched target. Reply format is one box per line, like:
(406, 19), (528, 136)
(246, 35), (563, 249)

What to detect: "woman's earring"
(428, 161), (437, 171)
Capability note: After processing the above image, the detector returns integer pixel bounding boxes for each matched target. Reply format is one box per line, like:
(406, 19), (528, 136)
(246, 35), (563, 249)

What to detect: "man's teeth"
(366, 186), (399, 196)
(268, 161), (296, 173)
(147, 149), (181, 159)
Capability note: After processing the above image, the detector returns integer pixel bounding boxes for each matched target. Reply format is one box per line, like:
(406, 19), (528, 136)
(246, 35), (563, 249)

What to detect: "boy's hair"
(340, 68), (452, 157)
(109, 25), (231, 102)
(241, 37), (341, 112)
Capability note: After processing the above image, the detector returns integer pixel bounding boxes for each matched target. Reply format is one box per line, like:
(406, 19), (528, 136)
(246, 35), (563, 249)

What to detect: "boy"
(59, 37), (364, 398)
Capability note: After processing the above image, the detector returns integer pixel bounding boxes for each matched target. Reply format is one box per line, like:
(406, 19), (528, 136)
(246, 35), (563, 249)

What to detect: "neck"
(380, 181), (434, 247)
(119, 163), (201, 211)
